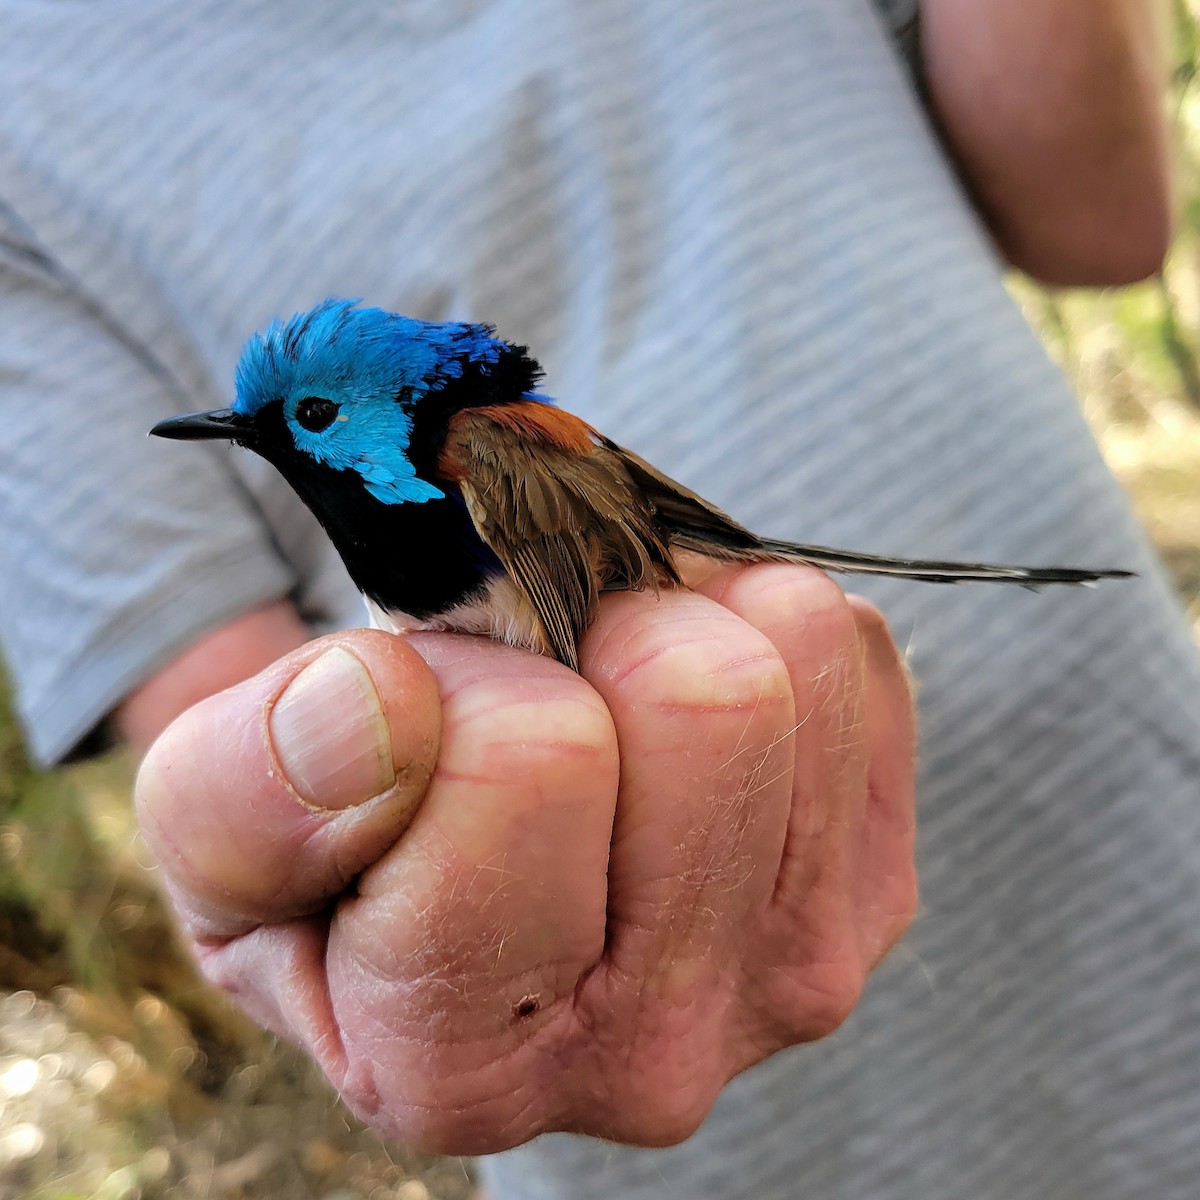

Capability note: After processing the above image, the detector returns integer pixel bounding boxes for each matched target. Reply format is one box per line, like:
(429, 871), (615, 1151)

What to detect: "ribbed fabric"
(1, 2), (1197, 1196)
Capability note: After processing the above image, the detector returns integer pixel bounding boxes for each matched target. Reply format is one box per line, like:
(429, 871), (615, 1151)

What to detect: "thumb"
(135, 630), (441, 939)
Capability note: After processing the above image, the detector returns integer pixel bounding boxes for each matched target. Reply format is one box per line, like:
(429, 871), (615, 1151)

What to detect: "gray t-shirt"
(2, 2), (1198, 1197)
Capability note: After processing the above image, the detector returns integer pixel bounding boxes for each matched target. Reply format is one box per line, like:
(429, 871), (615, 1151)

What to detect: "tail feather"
(604, 435), (1134, 588)
(745, 537), (1134, 586)
(668, 529), (1134, 586)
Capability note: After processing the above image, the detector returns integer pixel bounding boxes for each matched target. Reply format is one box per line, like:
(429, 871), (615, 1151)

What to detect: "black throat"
(282, 456), (500, 618)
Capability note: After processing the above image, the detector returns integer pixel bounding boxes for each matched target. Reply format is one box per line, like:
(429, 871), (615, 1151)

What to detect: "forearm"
(921, 0), (1172, 285)
(115, 599), (311, 756)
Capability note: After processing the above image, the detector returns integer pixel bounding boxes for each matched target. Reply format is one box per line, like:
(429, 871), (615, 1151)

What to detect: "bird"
(151, 299), (1132, 671)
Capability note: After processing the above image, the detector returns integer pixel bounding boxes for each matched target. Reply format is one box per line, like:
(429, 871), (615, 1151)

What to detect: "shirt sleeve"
(0, 250), (299, 764)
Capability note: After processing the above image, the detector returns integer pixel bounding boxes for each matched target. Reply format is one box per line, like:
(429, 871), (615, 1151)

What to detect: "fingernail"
(269, 646), (396, 809)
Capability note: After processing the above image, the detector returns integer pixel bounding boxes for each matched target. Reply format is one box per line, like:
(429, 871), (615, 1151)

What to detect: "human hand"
(134, 563), (916, 1154)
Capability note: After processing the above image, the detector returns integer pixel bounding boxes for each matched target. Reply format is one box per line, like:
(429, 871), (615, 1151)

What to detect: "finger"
(325, 635), (619, 1067)
(135, 630), (440, 938)
(696, 563), (869, 916)
(694, 564), (882, 1056)
(578, 585), (797, 981)
(846, 595), (918, 965)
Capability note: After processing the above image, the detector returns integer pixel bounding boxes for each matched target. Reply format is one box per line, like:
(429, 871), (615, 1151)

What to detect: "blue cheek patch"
(294, 405), (445, 505)
(357, 455), (445, 504)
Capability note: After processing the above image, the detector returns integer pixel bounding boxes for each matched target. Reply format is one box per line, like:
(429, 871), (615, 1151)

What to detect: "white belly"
(364, 575), (549, 655)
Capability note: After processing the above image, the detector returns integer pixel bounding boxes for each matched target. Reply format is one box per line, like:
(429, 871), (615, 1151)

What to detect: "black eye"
(295, 396), (339, 433)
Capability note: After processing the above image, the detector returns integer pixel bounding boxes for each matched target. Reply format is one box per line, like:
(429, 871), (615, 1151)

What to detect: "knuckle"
(338, 1045), (550, 1156)
(878, 862), (919, 954)
(614, 610), (793, 716)
(563, 973), (726, 1146)
(803, 973), (863, 1040)
(765, 566), (861, 660)
(596, 1064), (716, 1147)
(769, 956), (866, 1042)
(722, 565), (866, 706)
(736, 562), (854, 637)
(896, 860), (919, 926)
(451, 684), (619, 786)
(626, 1089), (713, 1147)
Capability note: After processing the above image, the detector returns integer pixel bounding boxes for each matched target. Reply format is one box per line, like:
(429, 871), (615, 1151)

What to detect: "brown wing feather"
(593, 434), (762, 555)
(440, 405), (679, 669)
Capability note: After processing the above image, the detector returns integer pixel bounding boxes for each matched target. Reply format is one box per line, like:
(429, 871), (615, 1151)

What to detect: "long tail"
(739, 538), (1134, 587)
(602, 436), (1135, 588)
